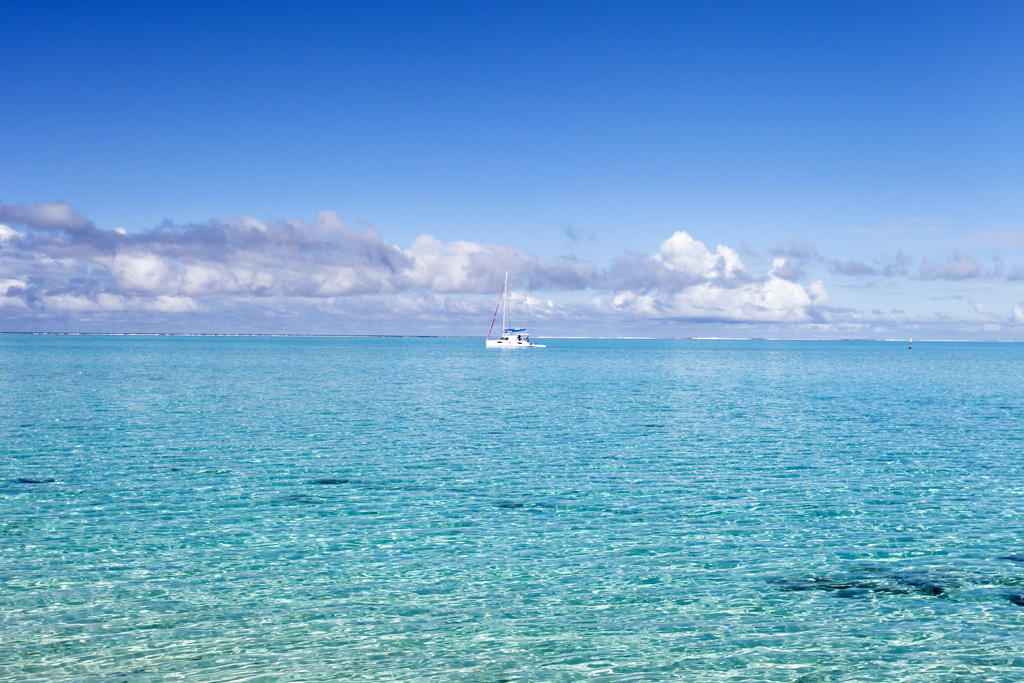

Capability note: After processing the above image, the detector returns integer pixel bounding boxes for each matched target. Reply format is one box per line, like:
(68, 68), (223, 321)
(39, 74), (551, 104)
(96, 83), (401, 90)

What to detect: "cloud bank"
(2, 201), (1023, 338)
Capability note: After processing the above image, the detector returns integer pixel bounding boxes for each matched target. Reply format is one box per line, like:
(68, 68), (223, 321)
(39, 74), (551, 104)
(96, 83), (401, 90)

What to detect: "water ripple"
(2, 337), (1023, 681)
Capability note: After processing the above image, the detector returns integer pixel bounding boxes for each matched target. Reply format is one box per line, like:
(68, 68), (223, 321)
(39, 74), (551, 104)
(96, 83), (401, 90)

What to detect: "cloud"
(0, 208), (830, 331)
(10, 202), (1023, 338)
(0, 277), (29, 310)
(562, 223), (595, 244)
(43, 292), (201, 314)
(876, 253), (915, 277)
(403, 233), (597, 294)
(0, 201), (95, 233)
(606, 231), (752, 294)
(656, 231), (744, 279)
(969, 298), (996, 317)
(768, 238), (872, 278)
(598, 232), (830, 323)
(919, 249), (985, 280)
(769, 237), (917, 279)
(0, 206), (600, 327)
(768, 237), (819, 261)
(0, 224), (24, 243)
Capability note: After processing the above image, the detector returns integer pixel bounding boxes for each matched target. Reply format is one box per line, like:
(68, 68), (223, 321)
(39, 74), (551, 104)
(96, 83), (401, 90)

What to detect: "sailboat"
(486, 272), (545, 348)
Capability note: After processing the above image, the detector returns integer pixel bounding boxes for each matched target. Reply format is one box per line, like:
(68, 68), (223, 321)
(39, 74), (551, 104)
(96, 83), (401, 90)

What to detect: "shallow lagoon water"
(2, 336), (1023, 681)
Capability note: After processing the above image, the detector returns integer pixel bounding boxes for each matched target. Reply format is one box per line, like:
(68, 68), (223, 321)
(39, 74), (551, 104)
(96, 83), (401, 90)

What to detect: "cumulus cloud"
(598, 232), (830, 324)
(0, 204), (601, 328)
(0, 203), (835, 332)
(10, 202), (976, 336)
(605, 232), (752, 295)
(656, 231), (744, 280)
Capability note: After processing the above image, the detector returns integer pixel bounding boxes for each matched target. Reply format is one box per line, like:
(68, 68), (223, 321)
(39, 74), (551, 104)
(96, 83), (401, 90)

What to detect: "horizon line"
(0, 331), (1016, 343)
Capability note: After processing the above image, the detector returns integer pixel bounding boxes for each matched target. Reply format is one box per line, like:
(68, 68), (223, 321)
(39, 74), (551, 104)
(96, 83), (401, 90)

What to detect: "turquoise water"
(2, 336), (1023, 682)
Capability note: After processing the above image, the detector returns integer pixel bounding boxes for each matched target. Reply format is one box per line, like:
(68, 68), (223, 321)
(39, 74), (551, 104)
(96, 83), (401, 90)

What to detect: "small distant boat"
(486, 272), (545, 348)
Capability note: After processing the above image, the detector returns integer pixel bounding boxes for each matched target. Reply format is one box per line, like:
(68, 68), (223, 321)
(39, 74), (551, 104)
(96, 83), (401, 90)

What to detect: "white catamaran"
(486, 272), (545, 348)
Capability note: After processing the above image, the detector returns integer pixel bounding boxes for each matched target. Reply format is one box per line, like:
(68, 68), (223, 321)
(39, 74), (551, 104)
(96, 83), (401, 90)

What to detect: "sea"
(2, 335), (1023, 682)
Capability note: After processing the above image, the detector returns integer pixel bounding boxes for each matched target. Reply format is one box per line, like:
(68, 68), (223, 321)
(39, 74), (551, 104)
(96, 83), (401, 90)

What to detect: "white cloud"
(969, 298), (995, 316)
(42, 292), (201, 313)
(404, 234), (491, 292)
(0, 208), (595, 328)
(180, 263), (272, 296)
(654, 231), (743, 279)
(0, 224), (23, 242)
(145, 295), (202, 313)
(602, 232), (829, 323)
(0, 278), (26, 294)
(7, 219), (827, 329)
(666, 277), (814, 322)
(610, 290), (658, 315)
(0, 278), (29, 309)
(513, 292), (556, 317)
(97, 251), (178, 294)
(807, 279), (831, 306)
(5, 203), (1024, 339)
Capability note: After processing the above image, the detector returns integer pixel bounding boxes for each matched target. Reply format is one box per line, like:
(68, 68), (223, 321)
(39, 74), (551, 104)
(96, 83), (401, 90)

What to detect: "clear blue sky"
(2, 0), (1023, 338)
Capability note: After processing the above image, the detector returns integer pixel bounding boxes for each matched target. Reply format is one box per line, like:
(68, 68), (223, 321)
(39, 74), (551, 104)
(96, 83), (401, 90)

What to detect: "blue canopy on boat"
(504, 328), (526, 333)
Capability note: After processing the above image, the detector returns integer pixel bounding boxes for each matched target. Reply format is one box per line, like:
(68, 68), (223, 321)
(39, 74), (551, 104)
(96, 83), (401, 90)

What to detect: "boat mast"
(502, 271), (509, 332)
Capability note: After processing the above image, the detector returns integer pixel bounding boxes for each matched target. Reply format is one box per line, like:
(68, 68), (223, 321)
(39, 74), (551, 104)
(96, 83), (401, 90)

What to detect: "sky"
(2, 0), (1024, 338)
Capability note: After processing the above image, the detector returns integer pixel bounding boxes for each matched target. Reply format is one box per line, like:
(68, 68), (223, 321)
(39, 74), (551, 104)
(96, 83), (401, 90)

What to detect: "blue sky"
(2, 0), (1023, 338)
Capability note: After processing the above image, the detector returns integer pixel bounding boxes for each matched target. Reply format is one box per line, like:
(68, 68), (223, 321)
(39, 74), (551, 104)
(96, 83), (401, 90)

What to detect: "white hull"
(486, 337), (545, 348)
